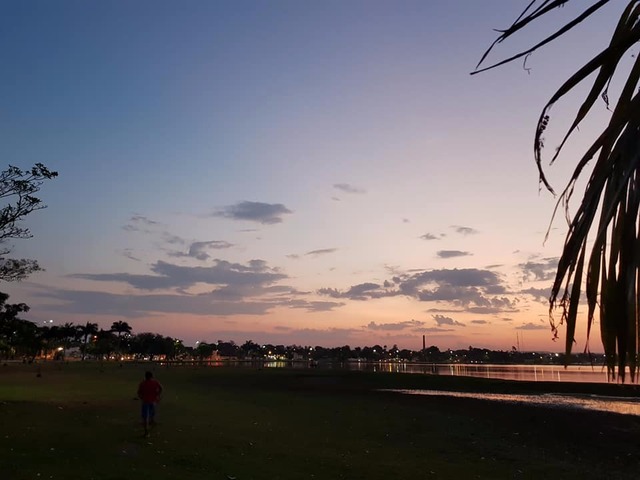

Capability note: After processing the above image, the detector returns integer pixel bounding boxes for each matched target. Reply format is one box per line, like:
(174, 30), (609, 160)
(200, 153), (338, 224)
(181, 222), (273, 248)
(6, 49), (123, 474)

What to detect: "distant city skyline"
(1, 1), (621, 351)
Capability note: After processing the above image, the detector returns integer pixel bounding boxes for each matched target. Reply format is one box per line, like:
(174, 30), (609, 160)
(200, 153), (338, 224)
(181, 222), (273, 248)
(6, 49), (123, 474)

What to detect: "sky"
(0, 0), (625, 351)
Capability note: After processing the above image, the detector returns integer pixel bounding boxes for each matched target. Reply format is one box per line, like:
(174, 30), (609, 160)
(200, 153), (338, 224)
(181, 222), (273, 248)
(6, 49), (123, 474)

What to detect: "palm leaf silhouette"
(474, 0), (640, 382)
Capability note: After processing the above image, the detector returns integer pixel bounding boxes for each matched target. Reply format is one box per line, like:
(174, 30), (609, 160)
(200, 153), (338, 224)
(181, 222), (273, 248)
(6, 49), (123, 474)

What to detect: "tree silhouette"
(0, 163), (58, 282)
(0, 292), (32, 358)
(110, 320), (132, 356)
(77, 322), (99, 361)
(110, 320), (132, 337)
(474, 0), (640, 381)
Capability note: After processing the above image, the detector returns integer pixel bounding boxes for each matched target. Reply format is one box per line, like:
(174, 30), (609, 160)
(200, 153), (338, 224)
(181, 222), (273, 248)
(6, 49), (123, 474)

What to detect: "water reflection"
(169, 360), (631, 384)
(384, 389), (640, 416)
(348, 362), (617, 383)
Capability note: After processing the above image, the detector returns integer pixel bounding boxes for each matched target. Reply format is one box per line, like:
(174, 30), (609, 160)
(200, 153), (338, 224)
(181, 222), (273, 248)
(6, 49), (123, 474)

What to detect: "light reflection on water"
(189, 360), (633, 384)
(383, 389), (640, 416)
(348, 362), (619, 384)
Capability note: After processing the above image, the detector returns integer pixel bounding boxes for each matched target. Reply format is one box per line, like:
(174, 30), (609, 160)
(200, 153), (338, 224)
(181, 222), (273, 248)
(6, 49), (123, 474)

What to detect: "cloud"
(286, 299), (345, 312)
(520, 287), (550, 303)
(286, 254), (300, 260)
(471, 320), (488, 325)
(122, 215), (161, 233)
(366, 319), (426, 331)
(162, 233), (185, 245)
(433, 314), (465, 327)
(273, 325), (292, 331)
(402, 218), (410, 223)
(318, 282), (386, 301)
(420, 233), (439, 241)
(452, 225), (478, 235)
(318, 268), (517, 312)
(437, 250), (471, 258)
(38, 288), (279, 317)
(398, 268), (501, 291)
(305, 248), (338, 257)
(169, 240), (234, 261)
(121, 249), (141, 262)
(333, 183), (366, 194)
(70, 259), (287, 291)
(466, 305), (517, 314)
(121, 216), (187, 250)
(422, 327), (455, 333)
(38, 272), (342, 317)
(519, 257), (558, 282)
(213, 201), (292, 224)
(516, 322), (549, 331)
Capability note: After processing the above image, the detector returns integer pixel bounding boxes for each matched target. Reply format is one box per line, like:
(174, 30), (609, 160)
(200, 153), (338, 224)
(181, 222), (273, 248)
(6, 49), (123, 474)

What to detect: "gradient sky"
(1, 1), (624, 351)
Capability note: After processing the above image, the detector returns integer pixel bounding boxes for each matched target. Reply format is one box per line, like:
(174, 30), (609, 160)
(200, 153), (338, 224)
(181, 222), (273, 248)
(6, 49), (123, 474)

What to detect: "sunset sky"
(1, 1), (623, 351)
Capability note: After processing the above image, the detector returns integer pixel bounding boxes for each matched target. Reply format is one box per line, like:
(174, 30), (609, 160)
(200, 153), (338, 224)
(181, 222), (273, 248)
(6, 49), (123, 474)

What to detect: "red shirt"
(138, 378), (163, 403)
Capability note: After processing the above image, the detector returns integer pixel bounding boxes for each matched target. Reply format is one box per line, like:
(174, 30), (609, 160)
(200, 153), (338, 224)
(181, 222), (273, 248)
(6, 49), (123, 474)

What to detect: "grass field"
(1, 362), (639, 480)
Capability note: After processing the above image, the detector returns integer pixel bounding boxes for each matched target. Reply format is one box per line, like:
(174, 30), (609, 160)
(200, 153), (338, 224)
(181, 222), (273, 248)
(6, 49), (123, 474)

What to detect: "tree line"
(0, 305), (182, 362)
(0, 303), (594, 366)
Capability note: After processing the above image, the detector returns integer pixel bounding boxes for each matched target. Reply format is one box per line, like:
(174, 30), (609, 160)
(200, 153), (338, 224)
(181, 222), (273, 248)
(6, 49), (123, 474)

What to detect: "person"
(137, 371), (163, 437)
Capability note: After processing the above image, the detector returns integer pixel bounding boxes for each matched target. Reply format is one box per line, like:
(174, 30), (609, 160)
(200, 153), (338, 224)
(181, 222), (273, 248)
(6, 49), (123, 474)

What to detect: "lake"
(344, 361), (617, 383)
(188, 359), (634, 384)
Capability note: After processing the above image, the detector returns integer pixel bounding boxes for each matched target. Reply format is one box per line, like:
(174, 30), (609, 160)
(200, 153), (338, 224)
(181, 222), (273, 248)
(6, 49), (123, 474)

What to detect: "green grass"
(0, 363), (638, 480)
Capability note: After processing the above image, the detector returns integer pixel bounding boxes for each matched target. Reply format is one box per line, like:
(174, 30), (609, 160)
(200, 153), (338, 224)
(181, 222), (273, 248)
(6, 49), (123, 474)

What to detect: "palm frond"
(476, 0), (640, 381)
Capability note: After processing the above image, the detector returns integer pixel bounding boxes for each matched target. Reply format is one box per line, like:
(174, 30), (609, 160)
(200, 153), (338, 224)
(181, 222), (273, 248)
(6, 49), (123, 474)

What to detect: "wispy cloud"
(70, 259), (287, 291)
(423, 327), (455, 333)
(420, 233), (439, 241)
(333, 183), (366, 194)
(366, 319), (425, 331)
(120, 249), (141, 262)
(437, 250), (471, 259)
(433, 314), (465, 327)
(169, 240), (234, 261)
(451, 225), (478, 235)
(287, 299), (345, 312)
(122, 215), (162, 233)
(38, 288), (279, 317)
(213, 201), (293, 224)
(516, 322), (548, 331)
(319, 282), (387, 301)
(305, 248), (338, 257)
(162, 233), (185, 245)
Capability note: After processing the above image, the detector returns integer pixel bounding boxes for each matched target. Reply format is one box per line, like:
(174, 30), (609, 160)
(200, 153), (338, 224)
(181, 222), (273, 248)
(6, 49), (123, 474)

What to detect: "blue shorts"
(141, 403), (156, 420)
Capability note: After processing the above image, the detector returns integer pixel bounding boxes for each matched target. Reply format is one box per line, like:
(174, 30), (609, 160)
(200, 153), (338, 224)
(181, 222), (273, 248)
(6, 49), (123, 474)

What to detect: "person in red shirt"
(137, 371), (163, 437)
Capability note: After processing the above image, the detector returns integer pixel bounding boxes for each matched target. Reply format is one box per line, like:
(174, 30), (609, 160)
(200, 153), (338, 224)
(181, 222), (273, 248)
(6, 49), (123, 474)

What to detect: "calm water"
(206, 359), (633, 384)
(344, 362), (617, 383)
(382, 389), (640, 416)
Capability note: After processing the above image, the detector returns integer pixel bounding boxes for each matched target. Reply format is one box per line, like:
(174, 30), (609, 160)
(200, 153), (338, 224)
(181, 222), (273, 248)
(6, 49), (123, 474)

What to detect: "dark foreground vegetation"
(0, 363), (638, 480)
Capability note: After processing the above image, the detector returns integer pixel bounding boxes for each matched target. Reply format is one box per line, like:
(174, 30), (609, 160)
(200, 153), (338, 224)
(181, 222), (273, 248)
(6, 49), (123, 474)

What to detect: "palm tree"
(59, 322), (77, 357)
(473, 0), (640, 381)
(77, 322), (99, 361)
(110, 321), (132, 358)
(110, 320), (132, 338)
